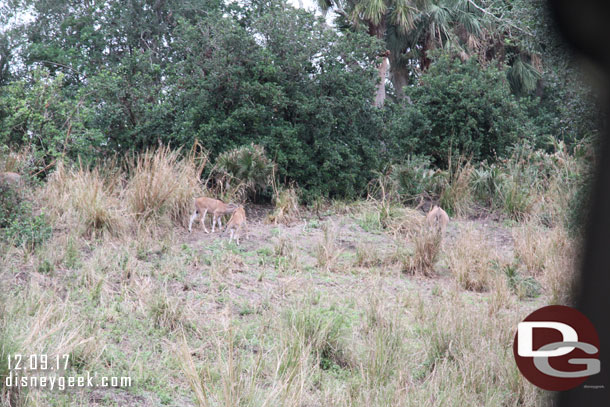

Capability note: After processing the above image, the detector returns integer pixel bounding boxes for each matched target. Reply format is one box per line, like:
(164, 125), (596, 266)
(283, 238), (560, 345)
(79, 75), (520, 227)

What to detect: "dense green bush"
(1, 188), (52, 251)
(404, 54), (534, 166)
(0, 185), (22, 228)
(4, 209), (52, 251)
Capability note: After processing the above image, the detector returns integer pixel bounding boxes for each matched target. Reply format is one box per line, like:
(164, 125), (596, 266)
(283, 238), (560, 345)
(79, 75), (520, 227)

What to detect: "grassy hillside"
(0, 145), (582, 406)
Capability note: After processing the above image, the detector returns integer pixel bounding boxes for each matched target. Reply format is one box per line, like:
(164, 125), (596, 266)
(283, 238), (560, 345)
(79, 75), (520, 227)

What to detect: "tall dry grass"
(400, 226), (442, 276)
(41, 161), (125, 237)
(39, 145), (207, 238)
(268, 186), (300, 225)
(439, 156), (474, 218)
(512, 219), (578, 304)
(447, 226), (502, 291)
(126, 145), (205, 226)
(314, 222), (343, 272)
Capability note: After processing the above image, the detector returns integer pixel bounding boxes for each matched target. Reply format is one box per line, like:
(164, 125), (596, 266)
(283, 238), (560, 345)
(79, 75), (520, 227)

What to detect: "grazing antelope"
(0, 172), (22, 187)
(426, 205), (449, 235)
(188, 197), (238, 233)
(224, 206), (246, 245)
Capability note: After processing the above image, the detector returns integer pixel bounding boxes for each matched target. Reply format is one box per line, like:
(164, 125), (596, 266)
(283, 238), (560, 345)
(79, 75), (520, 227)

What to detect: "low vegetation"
(0, 138), (583, 406)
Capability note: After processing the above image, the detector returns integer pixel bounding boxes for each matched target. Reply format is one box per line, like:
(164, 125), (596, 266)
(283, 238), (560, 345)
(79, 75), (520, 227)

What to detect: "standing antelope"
(426, 205), (449, 235)
(188, 197), (238, 233)
(224, 206), (246, 245)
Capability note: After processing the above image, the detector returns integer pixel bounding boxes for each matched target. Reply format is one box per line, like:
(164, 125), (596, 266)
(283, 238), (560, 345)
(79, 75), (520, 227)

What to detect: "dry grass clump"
(0, 146), (35, 174)
(273, 233), (302, 273)
(408, 296), (545, 406)
(314, 222), (342, 272)
(400, 226), (442, 276)
(384, 206), (425, 238)
(40, 145), (207, 236)
(126, 145), (204, 225)
(354, 243), (385, 268)
(447, 226), (501, 291)
(543, 231), (578, 305)
(512, 220), (555, 275)
(41, 161), (125, 237)
(1, 282), (101, 405)
(439, 156), (474, 217)
(148, 291), (184, 332)
(513, 220), (578, 304)
(268, 187), (300, 225)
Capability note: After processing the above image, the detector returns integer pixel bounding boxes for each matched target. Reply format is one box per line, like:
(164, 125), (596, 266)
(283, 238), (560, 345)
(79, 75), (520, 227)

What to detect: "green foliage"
(214, 144), (274, 199)
(1, 167), (51, 250)
(500, 260), (541, 299)
(390, 156), (440, 202)
(0, 185), (22, 229)
(3, 204), (52, 251)
(0, 69), (104, 164)
(405, 55), (533, 166)
(0, 0), (598, 203)
(283, 305), (351, 372)
(168, 3), (385, 199)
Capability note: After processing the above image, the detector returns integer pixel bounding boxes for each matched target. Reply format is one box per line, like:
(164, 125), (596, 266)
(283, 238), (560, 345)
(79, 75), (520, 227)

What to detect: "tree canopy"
(0, 0), (600, 198)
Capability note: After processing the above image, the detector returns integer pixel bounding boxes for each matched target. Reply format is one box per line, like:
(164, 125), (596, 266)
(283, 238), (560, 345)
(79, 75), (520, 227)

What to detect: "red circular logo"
(513, 305), (600, 391)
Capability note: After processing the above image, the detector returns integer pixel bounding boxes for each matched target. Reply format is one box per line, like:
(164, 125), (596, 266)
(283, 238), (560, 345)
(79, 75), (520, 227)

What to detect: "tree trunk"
(369, 20), (388, 108)
(390, 55), (410, 103)
(374, 53), (390, 108)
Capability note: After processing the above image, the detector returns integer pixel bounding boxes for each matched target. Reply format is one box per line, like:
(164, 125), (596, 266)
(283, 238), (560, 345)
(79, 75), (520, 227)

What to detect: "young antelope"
(224, 206), (246, 245)
(188, 197), (238, 233)
(426, 205), (449, 235)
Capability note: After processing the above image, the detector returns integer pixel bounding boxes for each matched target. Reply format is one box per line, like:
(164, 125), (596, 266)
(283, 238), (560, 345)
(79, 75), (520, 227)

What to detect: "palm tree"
(318, 0), (539, 104)
(317, 0), (428, 106)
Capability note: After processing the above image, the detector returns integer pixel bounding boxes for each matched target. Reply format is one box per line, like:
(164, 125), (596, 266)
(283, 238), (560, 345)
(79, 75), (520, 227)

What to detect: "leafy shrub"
(405, 54), (533, 166)
(471, 163), (503, 207)
(0, 185), (22, 228)
(3, 206), (52, 251)
(1, 178), (51, 250)
(214, 144), (274, 200)
(391, 156), (440, 203)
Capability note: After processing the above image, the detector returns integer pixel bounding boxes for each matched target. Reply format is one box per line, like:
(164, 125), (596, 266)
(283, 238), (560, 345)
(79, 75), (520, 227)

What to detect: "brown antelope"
(224, 206), (246, 245)
(0, 172), (22, 187)
(426, 205), (449, 235)
(188, 197), (238, 233)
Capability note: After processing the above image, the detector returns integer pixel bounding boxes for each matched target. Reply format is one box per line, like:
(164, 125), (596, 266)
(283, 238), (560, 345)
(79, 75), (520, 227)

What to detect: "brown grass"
(41, 161), (125, 237)
(513, 221), (578, 304)
(126, 145), (204, 225)
(439, 156), (474, 217)
(314, 222), (343, 272)
(401, 226), (442, 276)
(268, 187), (300, 225)
(447, 226), (501, 291)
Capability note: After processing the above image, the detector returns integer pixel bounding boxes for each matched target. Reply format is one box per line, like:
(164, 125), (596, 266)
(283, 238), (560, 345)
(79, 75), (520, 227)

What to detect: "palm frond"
(356, 0), (387, 26)
(507, 58), (541, 95)
(454, 9), (482, 36)
(427, 3), (451, 28)
(390, 0), (417, 33)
